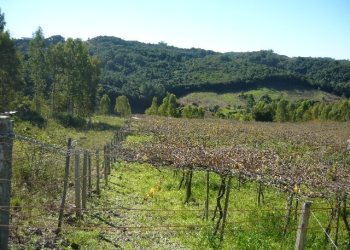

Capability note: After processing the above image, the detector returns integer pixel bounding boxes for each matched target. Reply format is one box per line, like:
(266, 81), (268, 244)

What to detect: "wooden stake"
(57, 138), (72, 234)
(295, 201), (312, 250)
(283, 191), (294, 235)
(185, 170), (193, 203)
(220, 176), (232, 241)
(204, 170), (210, 220)
(88, 152), (92, 195)
(82, 150), (88, 210)
(74, 151), (82, 218)
(104, 145), (108, 185)
(96, 150), (100, 196)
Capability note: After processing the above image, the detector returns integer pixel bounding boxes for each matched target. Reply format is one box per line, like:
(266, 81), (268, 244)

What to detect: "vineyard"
(1, 115), (350, 249)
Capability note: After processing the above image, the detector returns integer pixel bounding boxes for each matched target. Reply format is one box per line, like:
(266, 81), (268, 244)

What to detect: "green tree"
(167, 93), (177, 117)
(47, 38), (99, 117)
(182, 105), (193, 118)
(145, 97), (158, 115)
(158, 94), (170, 116)
(0, 9), (5, 32)
(246, 94), (256, 113)
(29, 27), (48, 113)
(115, 95), (131, 117)
(99, 94), (111, 114)
(275, 99), (289, 122)
(253, 102), (274, 122)
(295, 100), (312, 121)
(0, 12), (23, 112)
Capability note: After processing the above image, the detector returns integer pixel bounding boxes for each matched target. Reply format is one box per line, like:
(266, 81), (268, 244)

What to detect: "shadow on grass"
(54, 113), (122, 131)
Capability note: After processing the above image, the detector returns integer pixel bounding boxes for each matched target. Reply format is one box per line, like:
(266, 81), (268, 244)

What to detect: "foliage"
(14, 35), (350, 112)
(28, 27), (49, 113)
(0, 17), (23, 112)
(83, 37), (350, 110)
(182, 104), (205, 118)
(99, 94), (111, 114)
(114, 95), (131, 117)
(0, 8), (5, 32)
(54, 112), (87, 128)
(14, 103), (46, 128)
(47, 38), (100, 117)
(145, 96), (158, 115)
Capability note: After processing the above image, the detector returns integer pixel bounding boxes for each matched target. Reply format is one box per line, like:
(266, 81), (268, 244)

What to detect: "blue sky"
(1, 0), (350, 59)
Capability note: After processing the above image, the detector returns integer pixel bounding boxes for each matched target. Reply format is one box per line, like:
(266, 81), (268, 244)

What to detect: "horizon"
(2, 0), (350, 60)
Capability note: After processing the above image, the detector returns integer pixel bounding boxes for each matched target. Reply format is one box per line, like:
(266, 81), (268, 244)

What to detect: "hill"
(15, 35), (350, 111)
(87, 36), (350, 96)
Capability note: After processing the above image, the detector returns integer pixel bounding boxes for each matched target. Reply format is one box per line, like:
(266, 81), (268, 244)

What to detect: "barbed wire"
(311, 211), (338, 249)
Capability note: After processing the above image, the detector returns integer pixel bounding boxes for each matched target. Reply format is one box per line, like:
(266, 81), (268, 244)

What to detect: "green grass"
(59, 161), (343, 249)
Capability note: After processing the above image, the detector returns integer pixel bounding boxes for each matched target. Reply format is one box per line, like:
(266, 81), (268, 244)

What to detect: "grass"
(57, 160), (343, 249)
(13, 115), (125, 149)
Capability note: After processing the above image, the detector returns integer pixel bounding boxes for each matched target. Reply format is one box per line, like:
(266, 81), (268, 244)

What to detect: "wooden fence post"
(96, 150), (100, 196)
(0, 117), (13, 250)
(220, 176), (232, 241)
(295, 201), (312, 250)
(82, 150), (87, 210)
(104, 145), (108, 185)
(57, 138), (72, 234)
(204, 170), (210, 220)
(88, 152), (92, 195)
(74, 151), (82, 218)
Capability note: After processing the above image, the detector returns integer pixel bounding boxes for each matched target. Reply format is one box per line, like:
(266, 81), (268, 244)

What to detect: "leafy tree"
(158, 95), (169, 116)
(275, 99), (289, 122)
(115, 95), (131, 117)
(182, 105), (193, 118)
(295, 100), (312, 121)
(0, 12), (23, 112)
(29, 27), (48, 112)
(259, 94), (272, 104)
(47, 38), (99, 117)
(167, 93), (177, 117)
(145, 97), (158, 115)
(246, 94), (256, 113)
(99, 94), (111, 114)
(320, 104), (331, 120)
(253, 102), (274, 121)
(0, 9), (5, 32)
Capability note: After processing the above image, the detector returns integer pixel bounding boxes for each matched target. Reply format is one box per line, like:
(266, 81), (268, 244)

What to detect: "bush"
(15, 104), (46, 128)
(54, 112), (87, 128)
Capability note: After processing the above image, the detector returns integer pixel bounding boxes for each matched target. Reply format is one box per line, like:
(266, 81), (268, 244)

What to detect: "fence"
(0, 116), (348, 249)
(0, 116), (126, 249)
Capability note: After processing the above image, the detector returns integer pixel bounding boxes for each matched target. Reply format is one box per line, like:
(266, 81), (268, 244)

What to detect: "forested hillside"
(87, 36), (350, 102)
(15, 35), (350, 110)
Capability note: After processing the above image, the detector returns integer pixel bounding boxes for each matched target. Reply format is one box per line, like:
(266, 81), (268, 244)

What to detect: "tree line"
(215, 94), (350, 122)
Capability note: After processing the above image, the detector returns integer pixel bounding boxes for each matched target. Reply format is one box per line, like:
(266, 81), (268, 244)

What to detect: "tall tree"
(0, 11), (23, 112)
(99, 94), (111, 114)
(167, 93), (177, 117)
(47, 38), (99, 117)
(115, 95), (131, 117)
(275, 99), (289, 122)
(29, 27), (48, 112)
(145, 96), (158, 115)
(0, 9), (5, 32)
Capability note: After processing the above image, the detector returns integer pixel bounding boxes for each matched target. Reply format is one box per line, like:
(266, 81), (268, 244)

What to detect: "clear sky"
(1, 0), (350, 59)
